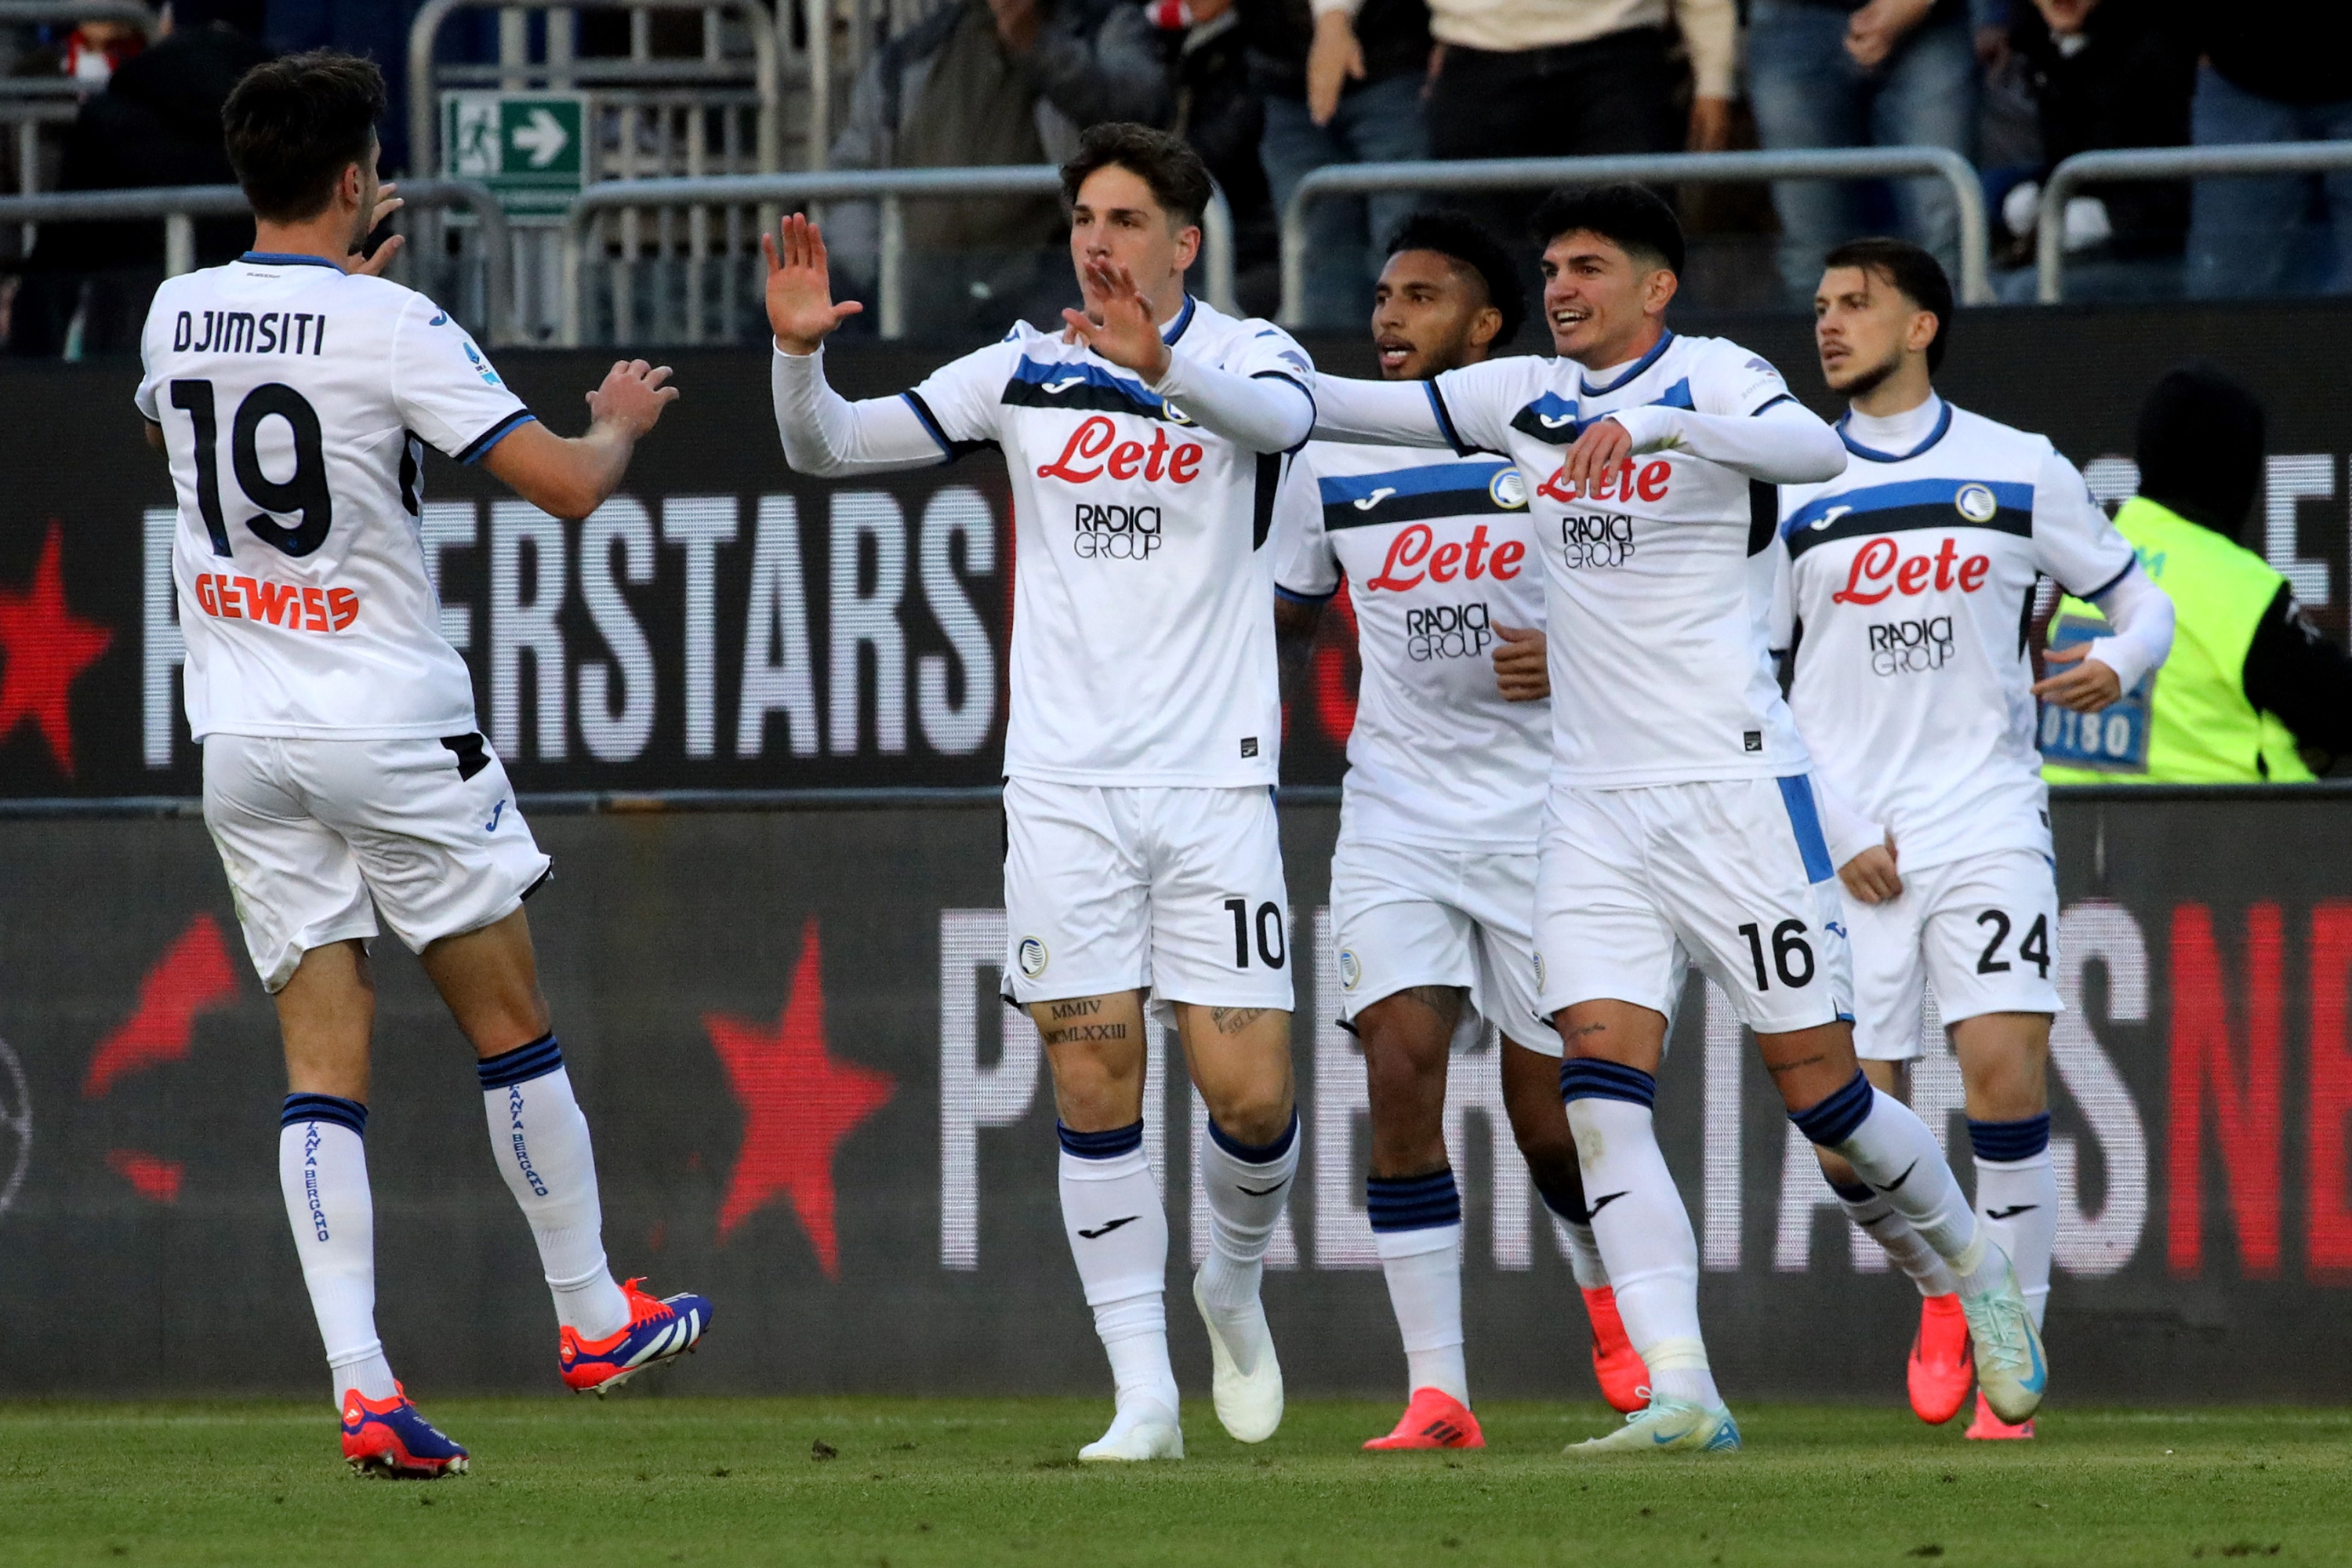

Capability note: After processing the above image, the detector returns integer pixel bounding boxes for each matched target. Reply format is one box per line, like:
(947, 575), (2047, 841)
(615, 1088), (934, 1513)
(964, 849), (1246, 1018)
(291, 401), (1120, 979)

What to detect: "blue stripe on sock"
(1207, 1109), (1299, 1164)
(1535, 1181), (1589, 1225)
(1057, 1120), (1144, 1159)
(477, 1033), (564, 1091)
(1828, 1178), (1876, 1203)
(1790, 1069), (1875, 1147)
(1367, 1169), (1461, 1232)
(281, 1093), (367, 1136)
(1560, 1058), (1657, 1109)
(1968, 1112), (2051, 1163)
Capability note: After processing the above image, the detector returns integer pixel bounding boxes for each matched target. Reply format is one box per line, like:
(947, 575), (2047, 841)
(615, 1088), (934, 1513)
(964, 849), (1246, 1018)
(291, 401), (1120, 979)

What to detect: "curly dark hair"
(1385, 209), (1525, 348)
(222, 51), (387, 223)
(1059, 122), (1215, 230)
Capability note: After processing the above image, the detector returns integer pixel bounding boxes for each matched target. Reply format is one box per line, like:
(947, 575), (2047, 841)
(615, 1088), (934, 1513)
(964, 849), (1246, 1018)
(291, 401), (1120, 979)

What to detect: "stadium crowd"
(2, 0), (2349, 341)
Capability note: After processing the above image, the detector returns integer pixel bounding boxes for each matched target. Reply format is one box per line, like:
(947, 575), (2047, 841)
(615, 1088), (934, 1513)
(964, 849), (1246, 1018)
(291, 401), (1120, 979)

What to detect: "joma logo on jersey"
(1036, 415), (1205, 485)
(1073, 503), (1163, 560)
(1867, 615), (1956, 675)
(193, 572), (359, 632)
(1363, 523), (1526, 592)
(1832, 536), (1991, 604)
(1559, 514), (1635, 569)
(1536, 457), (1671, 506)
(1404, 601), (1493, 662)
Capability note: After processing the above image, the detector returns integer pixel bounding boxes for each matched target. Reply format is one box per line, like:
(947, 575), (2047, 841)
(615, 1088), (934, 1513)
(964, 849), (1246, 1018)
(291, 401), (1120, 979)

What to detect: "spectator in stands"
(1243, 0), (1431, 328)
(2043, 363), (2352, 785)
(1152, 0), (1282, 315)
(825, 0), (1169, 332)
(5, 0), (272, 358)
(1748, 0), (1976, 301)
(2178, 5), (2352, 299)
(1992, 0), (2195, 299)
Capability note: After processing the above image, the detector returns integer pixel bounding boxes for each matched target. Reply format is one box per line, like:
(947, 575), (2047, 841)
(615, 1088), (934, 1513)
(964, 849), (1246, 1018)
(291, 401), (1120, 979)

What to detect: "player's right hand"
(764, 213), (865, 355)
(1492, 622), (1549, 702)
(1838, 835), (1902, 906)
(587, 359), (680, 437)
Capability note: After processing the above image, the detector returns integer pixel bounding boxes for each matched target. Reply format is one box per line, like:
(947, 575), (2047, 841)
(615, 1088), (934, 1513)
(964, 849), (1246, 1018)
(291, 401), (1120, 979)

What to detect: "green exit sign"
(442, 92), (588, 217)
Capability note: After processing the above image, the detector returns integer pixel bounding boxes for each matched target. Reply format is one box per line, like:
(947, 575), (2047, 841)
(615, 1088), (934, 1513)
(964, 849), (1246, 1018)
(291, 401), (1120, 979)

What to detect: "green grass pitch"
(4, 1398), (2349, 1566)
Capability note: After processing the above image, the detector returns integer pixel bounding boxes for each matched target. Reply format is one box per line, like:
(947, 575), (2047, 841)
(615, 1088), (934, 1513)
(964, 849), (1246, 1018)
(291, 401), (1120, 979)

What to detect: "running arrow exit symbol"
(513, 107), (569, 169)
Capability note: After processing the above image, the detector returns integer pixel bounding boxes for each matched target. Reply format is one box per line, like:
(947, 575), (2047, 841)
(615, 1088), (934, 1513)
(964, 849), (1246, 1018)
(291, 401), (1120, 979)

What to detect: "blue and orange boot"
(341, 1385), (470, 1478)
(1363, 1388), (1485, 1450)
(559, 1278), (714, 1396)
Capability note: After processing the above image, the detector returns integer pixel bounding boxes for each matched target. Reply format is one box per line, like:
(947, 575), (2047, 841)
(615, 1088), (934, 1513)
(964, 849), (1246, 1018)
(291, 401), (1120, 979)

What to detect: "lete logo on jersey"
(1832, 536), (1991, 604)
(1536, 457), (1671, 506)
(1036, 416), (1205, 485)
(1364, 522), (1526, 592)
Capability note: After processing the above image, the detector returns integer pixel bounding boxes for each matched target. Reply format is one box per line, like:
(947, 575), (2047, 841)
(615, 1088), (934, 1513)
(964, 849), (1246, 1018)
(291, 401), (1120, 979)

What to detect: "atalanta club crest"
(1954, 483), (1998, 524)
(1018, 937), (1048, 979)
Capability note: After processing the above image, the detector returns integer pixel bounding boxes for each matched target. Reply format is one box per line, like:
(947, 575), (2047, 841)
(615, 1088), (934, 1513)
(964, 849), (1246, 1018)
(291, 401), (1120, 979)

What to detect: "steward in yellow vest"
(2043, 363), (2350, 783)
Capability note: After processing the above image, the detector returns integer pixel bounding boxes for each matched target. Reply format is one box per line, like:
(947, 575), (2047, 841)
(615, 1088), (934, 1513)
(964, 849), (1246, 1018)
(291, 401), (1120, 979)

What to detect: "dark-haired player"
(1316, 183), (2049, 1453)
(135, 51), (710, 1477)
(1774, 238), (2172, 1439)
(767, 123), (1314, 1462)
(1272, 211), (1650, 1450)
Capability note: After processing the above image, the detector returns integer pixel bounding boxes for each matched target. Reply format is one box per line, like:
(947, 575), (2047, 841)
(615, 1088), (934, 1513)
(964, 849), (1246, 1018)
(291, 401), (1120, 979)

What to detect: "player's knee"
(1200, 1081), (1294, 1148)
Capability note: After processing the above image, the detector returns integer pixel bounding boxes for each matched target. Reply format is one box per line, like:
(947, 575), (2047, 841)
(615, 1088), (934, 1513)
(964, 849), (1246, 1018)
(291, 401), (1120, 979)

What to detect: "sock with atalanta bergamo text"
(477, 1034), (630, 1341)
(278, 1094), (398, 1405)
(1792, 1073), (2006, 1296)
(1368, 1170), (1468, 1403)
(1562, 1062), (1719, 1409)
(1058, 1121), (1179, 1419)
(1971, 1115), (2056, 1328)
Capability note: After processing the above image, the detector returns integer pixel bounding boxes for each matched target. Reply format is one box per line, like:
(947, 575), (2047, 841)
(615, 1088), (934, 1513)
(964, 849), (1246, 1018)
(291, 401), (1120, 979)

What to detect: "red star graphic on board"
(0, 521), (114, 777)
(704, 919), (895, 1277)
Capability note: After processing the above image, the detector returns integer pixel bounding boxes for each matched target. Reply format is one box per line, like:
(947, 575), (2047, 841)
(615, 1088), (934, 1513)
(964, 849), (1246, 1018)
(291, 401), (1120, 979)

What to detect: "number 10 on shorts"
(1737, 919), (1814, 990)
(1225, 899), (1287, 970)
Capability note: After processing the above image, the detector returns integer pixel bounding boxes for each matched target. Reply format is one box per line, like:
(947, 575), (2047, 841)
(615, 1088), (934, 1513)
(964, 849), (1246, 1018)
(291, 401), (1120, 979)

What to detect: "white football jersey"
(907, 297), (1311, 786)
(1273, 441), (1548, 849)
(135, 252), (530, 740)
(1428, 332), (1809, 788)
(1773, 396), (2135, 870)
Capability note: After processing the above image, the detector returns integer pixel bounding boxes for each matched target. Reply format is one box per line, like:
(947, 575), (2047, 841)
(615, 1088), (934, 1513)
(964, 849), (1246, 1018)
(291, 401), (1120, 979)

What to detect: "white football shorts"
(1849, 846), (2063, 1060)
(1002, 778), (1294, 1013)
(1536, 775), (1853, 1036)
(1329, 836), (1557, 1054)
(202, 731), (550, 993)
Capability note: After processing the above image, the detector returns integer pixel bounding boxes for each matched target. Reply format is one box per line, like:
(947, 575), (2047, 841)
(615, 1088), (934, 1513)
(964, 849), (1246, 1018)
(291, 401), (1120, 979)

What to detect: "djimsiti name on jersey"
(172, 309), (330, 356)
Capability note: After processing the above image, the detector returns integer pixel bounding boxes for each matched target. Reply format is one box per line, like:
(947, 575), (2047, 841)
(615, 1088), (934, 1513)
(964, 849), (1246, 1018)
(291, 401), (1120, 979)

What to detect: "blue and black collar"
(1578, 329), (1675, 396)
(1837, 396), (1953, 463)
(1160, 294), (1197, 347)
(240, 251), (344, 270)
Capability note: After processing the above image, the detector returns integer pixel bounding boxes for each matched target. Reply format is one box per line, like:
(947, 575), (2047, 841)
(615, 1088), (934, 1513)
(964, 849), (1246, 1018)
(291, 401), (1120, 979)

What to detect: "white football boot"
(1564, 1396), (1742, 1455)
(1078, 1400), (1185, 1462)
(1193, 1271), (1284, 1443)
(1958, 1247), (2049, 1425)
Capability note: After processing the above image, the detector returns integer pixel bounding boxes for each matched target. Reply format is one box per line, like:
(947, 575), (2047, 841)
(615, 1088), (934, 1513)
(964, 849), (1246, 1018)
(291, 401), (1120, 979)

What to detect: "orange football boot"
(1909, 1293), (1974, 1425)
(1363, 1388), (1486, 1450)
(1583, 1285), (1651, 1414)
(1964, 1388), (2037, 1439)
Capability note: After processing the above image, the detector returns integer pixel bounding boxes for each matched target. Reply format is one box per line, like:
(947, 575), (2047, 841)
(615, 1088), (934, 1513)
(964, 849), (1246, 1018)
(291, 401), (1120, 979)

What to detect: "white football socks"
(1795, 1074), (2005, 1297)
(1194, 1112), (1299, 1377)
(477, 1035), (630, 1341)
(1563, 1065), (1719, 1410)
(1537, 1181), (1612, 1291)
(278, 1096), (397, 1404)
(1058, 1122), (1179, 1419)
(1368, 1171), (1468, 1403)
(1972, 1116), (2058, 1329)
(1831, 1178), (1962, 1296)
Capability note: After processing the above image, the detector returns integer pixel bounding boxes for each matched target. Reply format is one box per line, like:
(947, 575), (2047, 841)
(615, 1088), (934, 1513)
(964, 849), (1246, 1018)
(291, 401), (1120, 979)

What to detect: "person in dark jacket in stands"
(1149, 0), (1281, 315)
(1245, 0), (1431, 328)
(1994, 0), (2195, 299)
(2043, 363), (2352, 785)
(2175, 2), (2352, 298)
(5, 0), (274, 357)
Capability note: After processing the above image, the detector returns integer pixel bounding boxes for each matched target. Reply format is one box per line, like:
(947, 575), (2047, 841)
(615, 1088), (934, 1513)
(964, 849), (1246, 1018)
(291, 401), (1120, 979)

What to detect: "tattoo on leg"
(1766, 1053), (1828, 1077)
(1046, 998), (1103, 1021)
(1399, 985), (1460, 1014)
(1210, 1007), (1268, 1036)
(1042, 1022), (1129, 1047)
(1573, 1022), (1610, 1039)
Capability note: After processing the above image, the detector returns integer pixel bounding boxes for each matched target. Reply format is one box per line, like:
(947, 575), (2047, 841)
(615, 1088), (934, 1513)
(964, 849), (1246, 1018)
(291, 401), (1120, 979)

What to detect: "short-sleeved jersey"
(1426, 332), (1808, 789)
(136, 254), (532, 739)
(1273, 441), (1548, 849)
(1773, 398), (2136, 870)
(906, 296), (1311, 786)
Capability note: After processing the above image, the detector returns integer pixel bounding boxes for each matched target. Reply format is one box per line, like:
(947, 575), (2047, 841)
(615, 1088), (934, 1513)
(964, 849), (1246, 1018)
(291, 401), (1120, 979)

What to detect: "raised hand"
(347, 180), (405, 278)
(586, 358), (681, 439)
(764, 212), (865, 354)
(1062, 260), (1171, 381)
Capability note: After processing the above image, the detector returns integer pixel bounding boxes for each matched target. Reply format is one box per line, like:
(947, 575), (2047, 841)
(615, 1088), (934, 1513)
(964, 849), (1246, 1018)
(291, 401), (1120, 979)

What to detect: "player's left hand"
(1838, 835), (1903, 906)
(1557, 416), (1633, 497)
(2032, 642), (2123, 711)
(587, 358), (681, 439)
(1493, 622), (1548, 701)
(1063, 261), (1171, 382)
(347, 181), (405, 277)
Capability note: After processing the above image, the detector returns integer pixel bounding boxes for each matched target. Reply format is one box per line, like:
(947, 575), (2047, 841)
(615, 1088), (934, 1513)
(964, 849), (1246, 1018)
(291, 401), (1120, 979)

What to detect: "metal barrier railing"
(0, 180), (518, 344)
(1, 1), (168, 253)
(1279, 146), (1994, 324)
(558, 165), (1237, 345)
(2037, 140), (2352, 303)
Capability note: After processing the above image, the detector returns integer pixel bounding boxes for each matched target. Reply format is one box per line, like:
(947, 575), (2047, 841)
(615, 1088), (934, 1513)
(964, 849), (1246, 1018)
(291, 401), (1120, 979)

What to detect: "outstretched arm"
(765, 213), (956, 475)
(1060, 261), (1312, 454)
(482, 359), (677, 520)
(1311, 374), (1457, 448)
(1555, 398), (1847, 494)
